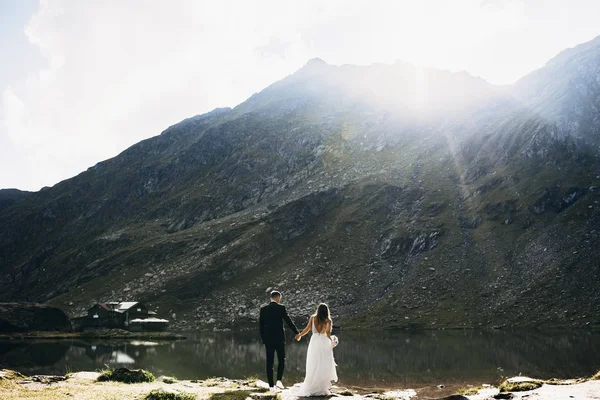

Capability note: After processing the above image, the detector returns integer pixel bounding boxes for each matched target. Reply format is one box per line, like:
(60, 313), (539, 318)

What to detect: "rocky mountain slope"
(0, 303), (72, 332)
(1, 37), (600, 330)
(0, 189), (31, 212)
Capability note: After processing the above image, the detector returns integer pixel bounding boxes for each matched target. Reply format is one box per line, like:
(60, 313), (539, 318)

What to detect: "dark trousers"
(265, 342), (285, 387)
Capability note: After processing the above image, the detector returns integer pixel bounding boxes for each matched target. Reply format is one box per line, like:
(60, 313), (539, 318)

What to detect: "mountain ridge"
(1, 36), (600, 330)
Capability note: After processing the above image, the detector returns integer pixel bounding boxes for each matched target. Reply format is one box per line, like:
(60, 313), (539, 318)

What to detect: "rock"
(30, 375), (67, 384)
(508, 377), (538, 383)
(0, 369), (25, 381)
(0, 303), (72, 333)
(380, 389), (417, 400)
(493, 393), (515, 399)
(254, 380), (270, 389)
(157, 375), (178, 384)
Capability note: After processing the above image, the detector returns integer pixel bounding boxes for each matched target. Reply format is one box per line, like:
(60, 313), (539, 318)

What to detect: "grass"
(498, 379), (543, 392)
(457, 385), (486, 396)
(97, 367), (155, 383)
(209, 391), (253, 400)
(250, 393), (280, 400)
(64, 365), (74, 378)
(591, 371), (600, 380)
(0, 370), (24, 389)
(145, 389), (196, 400)
(0, 379), (16, 389)
(208, 390), (280, 400)
(545, 377), (586, 385)
(0, 370), (25, 380)
(161, 376), (178, 384)
(366, 393), (396, 400)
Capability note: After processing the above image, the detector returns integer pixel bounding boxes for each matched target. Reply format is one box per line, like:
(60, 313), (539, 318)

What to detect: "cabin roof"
(130, 317), (169, 323)
(117, 302), (139, 311)
(87, 301), (150, 313)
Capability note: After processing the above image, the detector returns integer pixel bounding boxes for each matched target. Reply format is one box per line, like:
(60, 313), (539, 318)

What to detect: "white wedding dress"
(295, 320), (338, 396)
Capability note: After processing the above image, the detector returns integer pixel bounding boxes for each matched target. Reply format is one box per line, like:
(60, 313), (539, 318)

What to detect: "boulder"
(0, 303), (72, 332)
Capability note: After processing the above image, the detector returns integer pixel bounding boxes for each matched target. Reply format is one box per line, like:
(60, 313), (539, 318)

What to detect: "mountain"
(1, 36), (600, 330)
(0, 303), (72, 333)
(0, 189), (31, 211)
(513, 35), (600, 144)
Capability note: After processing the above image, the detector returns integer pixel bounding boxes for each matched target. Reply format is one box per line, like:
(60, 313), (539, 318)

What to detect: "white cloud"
(3, 88), (25, 140)
(1, 0), (316, 190)
(1, 0), (599, 190)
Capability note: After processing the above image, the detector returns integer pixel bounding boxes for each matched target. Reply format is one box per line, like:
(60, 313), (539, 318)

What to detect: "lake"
(1, 330), (600, 390)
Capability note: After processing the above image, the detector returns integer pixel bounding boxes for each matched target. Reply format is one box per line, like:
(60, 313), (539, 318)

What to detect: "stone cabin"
(72, 301), (168, 331)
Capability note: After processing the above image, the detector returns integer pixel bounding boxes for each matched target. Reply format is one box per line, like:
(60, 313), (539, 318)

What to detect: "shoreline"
(0, 329), (186, 341)
(3, 325), (598, 338)
(166, 325), (600, 333)
(1, 368), (599, 400)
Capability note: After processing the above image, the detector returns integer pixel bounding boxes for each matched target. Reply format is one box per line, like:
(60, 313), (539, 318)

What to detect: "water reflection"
(0, 341), (70, 368)
(1, 330), (599, 388)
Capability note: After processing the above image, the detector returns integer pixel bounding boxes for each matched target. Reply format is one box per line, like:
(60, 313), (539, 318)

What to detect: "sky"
(1, 0), (600, 191)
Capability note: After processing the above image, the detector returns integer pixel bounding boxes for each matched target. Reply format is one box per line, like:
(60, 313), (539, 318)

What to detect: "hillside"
(1, 37), (600, 330)
(0, 189), (31, 212)
(0, 303), (72, 332)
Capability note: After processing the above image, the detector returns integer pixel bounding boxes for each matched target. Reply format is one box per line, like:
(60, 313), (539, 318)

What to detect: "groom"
(259, 290), (299, 392)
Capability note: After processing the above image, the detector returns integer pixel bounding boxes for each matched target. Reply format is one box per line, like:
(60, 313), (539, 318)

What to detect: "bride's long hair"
(313, 303), (332, 331)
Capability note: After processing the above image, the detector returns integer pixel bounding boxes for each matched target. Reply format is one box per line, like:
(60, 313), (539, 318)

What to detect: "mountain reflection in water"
(1, 330), (599, 388)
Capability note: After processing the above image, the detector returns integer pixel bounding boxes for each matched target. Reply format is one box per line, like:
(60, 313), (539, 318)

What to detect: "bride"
(294, 303), (338, 396)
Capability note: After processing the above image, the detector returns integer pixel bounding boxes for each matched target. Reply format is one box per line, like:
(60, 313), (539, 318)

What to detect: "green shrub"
(209, 391), (280, 400)
(457, 386), (486, 395)
(209, 391), (252, 400)
(97, 367), (155, 383)
(145, 389), (196, 400)
(499, 379), (543, 392)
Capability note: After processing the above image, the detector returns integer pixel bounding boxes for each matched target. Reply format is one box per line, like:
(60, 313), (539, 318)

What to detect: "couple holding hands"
(259, 290), (338, 396)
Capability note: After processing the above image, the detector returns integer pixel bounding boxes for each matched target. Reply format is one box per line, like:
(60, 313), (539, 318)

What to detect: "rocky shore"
(1, 368), (599, 400)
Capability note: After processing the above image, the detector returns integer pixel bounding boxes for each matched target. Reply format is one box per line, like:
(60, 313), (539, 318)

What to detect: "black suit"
(259, 301), (299, 387)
